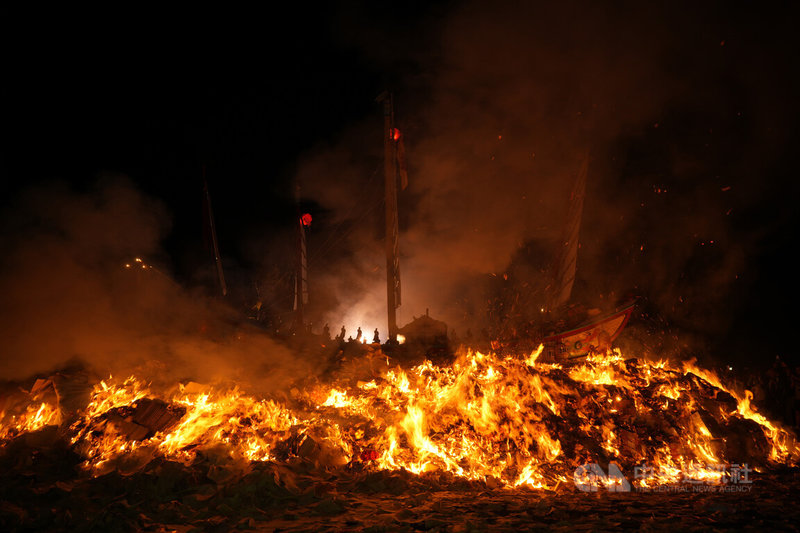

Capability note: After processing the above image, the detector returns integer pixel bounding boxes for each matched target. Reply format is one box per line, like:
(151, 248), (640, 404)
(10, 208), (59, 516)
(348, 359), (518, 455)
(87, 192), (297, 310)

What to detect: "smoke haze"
(295, 1), (797, 362)
(0, 178), (318, 392)
(2, 1), (797, 376)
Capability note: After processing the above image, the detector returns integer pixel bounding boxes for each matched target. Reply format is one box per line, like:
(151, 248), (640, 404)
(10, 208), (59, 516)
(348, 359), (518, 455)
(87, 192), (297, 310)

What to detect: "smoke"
(293, 1), (797, 361)
(0, 177), (318, 392)
(297, 2), (678, 335)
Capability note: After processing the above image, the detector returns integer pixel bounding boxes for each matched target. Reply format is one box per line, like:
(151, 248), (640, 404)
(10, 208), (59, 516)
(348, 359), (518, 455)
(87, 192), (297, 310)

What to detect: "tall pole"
(380, 92), (401, 342)
(203, 166), (227, 297)
(293, 186), (308, 330)
(294, 214), (308, 328)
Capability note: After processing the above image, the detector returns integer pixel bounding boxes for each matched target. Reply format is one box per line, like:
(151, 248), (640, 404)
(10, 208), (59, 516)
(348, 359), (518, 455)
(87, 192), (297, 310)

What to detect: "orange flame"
(3, 348), (797, 490)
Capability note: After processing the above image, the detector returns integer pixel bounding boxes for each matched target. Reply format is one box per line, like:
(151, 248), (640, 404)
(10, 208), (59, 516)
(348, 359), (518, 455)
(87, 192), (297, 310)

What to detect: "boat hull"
(542, 302), (635, 358)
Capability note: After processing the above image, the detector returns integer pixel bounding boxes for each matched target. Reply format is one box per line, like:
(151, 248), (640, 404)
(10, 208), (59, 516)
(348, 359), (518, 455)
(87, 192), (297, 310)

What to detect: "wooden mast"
(202, 165), (227, 297)
(379, 91), (401, 343)
(293, 185), (308, 330)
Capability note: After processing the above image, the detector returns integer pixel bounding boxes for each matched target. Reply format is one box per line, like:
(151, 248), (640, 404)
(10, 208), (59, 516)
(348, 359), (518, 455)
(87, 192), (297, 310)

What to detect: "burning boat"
(1, 136), (798, 527)
(505, 154), (638, 360)
(376, 95), (630, 363)
(540, 301), (636, 360)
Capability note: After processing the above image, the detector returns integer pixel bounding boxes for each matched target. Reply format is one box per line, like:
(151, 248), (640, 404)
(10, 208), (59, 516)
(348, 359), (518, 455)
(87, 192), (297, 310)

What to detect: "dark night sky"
(3, 5), (385, 266)
(2, 2), (799, 371)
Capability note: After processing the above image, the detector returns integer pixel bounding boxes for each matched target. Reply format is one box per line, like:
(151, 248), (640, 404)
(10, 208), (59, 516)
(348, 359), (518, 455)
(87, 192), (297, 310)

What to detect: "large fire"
(1, 347), (797, 490)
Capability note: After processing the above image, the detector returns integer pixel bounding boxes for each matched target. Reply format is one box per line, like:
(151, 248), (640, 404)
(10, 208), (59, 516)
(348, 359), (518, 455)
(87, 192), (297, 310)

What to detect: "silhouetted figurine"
(339, 326), (346, 340)
(373, 328), (380, 344)
(347, 336), (354, 343)
(356, 327), (362, 341)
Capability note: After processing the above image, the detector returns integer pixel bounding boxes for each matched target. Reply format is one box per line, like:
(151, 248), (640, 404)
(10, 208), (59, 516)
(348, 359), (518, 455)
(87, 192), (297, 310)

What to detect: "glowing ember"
(2, 348), (797, 490)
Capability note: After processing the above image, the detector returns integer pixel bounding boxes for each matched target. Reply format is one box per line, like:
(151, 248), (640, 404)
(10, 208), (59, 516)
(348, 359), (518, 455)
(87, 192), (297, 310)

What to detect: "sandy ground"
(1, 428), (798, 532)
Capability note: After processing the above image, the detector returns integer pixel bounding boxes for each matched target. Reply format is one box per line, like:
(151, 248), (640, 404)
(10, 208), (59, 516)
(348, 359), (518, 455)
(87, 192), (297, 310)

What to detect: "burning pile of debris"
(1, 347), (798, 529)
(4, 347), (798, 482)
